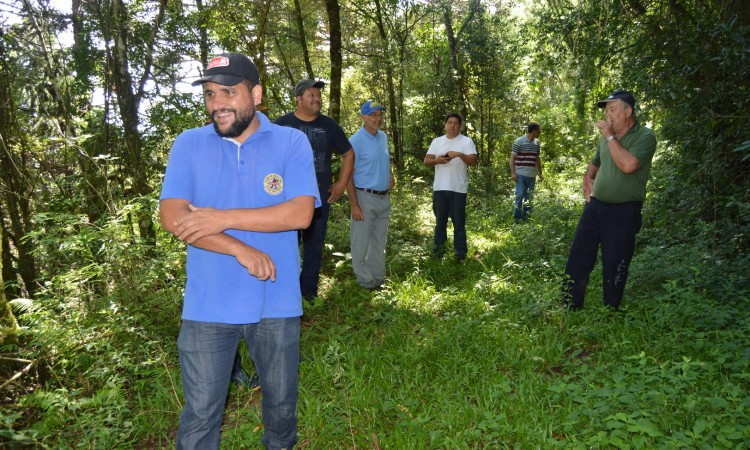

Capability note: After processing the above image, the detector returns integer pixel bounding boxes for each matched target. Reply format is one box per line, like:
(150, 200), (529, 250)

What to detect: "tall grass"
(2, 170), (748, 448)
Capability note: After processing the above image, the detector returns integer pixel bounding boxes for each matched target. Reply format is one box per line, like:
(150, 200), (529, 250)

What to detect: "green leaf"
(732, 140), (750, 161)
(693, 419), (707, 437)
(626, 417), (662, 437)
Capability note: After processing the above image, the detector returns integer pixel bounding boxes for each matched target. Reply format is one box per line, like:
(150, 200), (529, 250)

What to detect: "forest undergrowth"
(1, 167), (748, 449)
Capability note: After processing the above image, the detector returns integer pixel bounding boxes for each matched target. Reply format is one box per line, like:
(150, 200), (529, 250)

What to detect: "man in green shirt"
(563, 90), (657, 310)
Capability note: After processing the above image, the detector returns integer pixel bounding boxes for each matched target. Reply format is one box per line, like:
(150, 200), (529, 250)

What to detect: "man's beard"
(212, 104), (255, 138)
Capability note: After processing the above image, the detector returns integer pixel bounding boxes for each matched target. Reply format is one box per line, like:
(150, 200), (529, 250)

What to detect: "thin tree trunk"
(196, 0), (209, 68)
(442, 3), (464, 114)
(106, 0), (168, 244)
(324, 0), (343, 122)
(442, 0), (480, 119)
(71, 0), (110, 224)
(293, 0), (314, 79)
(253, 0), (272, 87)
(0, 227), (19, 337)
(372, 0), (402, 168)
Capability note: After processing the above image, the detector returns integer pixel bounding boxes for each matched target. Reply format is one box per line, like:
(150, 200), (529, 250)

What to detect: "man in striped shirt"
(510, 122), (543, 222)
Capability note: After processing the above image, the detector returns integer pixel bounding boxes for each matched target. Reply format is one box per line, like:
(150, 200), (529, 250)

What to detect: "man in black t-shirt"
(275, 80), (354, 299)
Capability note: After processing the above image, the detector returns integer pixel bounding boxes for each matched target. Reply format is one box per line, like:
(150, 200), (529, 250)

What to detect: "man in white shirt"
(423, 113), (478, 261)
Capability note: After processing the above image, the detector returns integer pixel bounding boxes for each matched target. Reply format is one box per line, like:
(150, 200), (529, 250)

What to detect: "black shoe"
(230, 367), (249, 386)
(230, 352), (254, 387)
(231, 367), (260, 388)
(248, 375), (260, 390)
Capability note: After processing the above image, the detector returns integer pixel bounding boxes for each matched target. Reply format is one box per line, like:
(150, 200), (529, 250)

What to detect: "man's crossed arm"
(159, 196), (315, 281)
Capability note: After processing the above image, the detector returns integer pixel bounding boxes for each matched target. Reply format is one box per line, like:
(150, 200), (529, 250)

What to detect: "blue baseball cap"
(361, 100), (386, 115)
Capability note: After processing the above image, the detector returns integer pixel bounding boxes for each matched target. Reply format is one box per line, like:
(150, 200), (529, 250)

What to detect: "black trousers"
(563, 198), (643, 310)
(299, 186), (331, 298)
(432, 190), (468, 258)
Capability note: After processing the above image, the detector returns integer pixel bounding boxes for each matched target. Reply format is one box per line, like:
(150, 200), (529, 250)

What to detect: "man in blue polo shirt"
(159, 53), (320, 450)
(346, 101), (394, 290)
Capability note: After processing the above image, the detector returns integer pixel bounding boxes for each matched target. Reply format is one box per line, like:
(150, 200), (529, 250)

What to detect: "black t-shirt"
(274, 113), (352, 190)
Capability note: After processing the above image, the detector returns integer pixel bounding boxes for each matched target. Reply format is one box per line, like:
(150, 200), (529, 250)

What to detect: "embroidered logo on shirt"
(264, 173), (283, 195)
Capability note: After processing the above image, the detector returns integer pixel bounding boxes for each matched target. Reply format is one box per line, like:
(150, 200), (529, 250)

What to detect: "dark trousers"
(300, 196), (330, 299)
(433, 190), (468, 259)
(563, 198), (643, 310)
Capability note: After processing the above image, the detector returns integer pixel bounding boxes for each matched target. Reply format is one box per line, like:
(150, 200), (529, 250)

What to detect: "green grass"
(2, 172), (749, 448)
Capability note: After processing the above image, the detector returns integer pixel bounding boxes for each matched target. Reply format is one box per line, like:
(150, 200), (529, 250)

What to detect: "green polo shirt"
(592, 122), (657, 203)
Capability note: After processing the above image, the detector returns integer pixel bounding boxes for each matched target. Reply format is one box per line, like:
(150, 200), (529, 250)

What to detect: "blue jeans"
(176, 318), (300, 450)
(562, 198), (643, 310)
(432, 190), (468, 259)
(300, 190), (330, 298)
(513, 175), (536, 221)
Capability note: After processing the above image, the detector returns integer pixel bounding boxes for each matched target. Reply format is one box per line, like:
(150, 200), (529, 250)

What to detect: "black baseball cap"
(596, 90), (636, 109)
(192, 53), (260, 87)
(294, 79), (325, 97)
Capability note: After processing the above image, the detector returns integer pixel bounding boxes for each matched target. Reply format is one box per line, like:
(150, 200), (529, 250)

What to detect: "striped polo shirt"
(512, 135), (541, 177)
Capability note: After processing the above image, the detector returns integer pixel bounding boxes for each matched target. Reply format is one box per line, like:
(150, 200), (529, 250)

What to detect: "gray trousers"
(350, 191), (391, 289)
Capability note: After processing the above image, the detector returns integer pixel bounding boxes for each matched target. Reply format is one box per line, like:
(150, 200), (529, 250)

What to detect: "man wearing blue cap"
(160, 53), (320, 450)
(274, 80), (354, 300)
(562, 89), (657, 311)
(346, 101), (394, 290)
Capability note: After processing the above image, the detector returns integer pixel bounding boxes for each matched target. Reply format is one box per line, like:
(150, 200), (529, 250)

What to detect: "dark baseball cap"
(294, 79), (325, 97)
(596, 90), (636, 109)
(192, 53), (260, 87)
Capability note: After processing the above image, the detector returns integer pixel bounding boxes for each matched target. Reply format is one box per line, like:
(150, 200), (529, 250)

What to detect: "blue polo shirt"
(160, 112), (320, 324)
(350, 126), (391, 191)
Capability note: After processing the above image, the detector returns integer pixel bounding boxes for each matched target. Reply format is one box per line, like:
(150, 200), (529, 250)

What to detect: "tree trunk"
(196, 0), (209, 68)
(442, 3), (464, 116)
(71, 0), (111, 224)
(442, 0), (480, 119)
(1, 219), (14, 300)
(253, 0), (272, 87)
(293, 0), (315, 79)
(0, 226), (18, 337)
(105, 0), (169, 244)
(372, 0), (402, 169)
(324, 0), (343, 122)
(0, 27), (38, 299)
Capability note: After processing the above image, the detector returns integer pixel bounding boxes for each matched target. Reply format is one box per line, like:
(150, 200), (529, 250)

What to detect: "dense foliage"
(1, 0), (748, 447)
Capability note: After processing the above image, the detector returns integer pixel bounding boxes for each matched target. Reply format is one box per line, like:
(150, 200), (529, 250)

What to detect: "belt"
(591, 197), (643, 207)
(356, 187), (389, 196)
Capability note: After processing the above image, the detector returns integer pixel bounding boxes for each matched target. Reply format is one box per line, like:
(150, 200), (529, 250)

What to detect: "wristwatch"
(607, 135), (616, 142)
